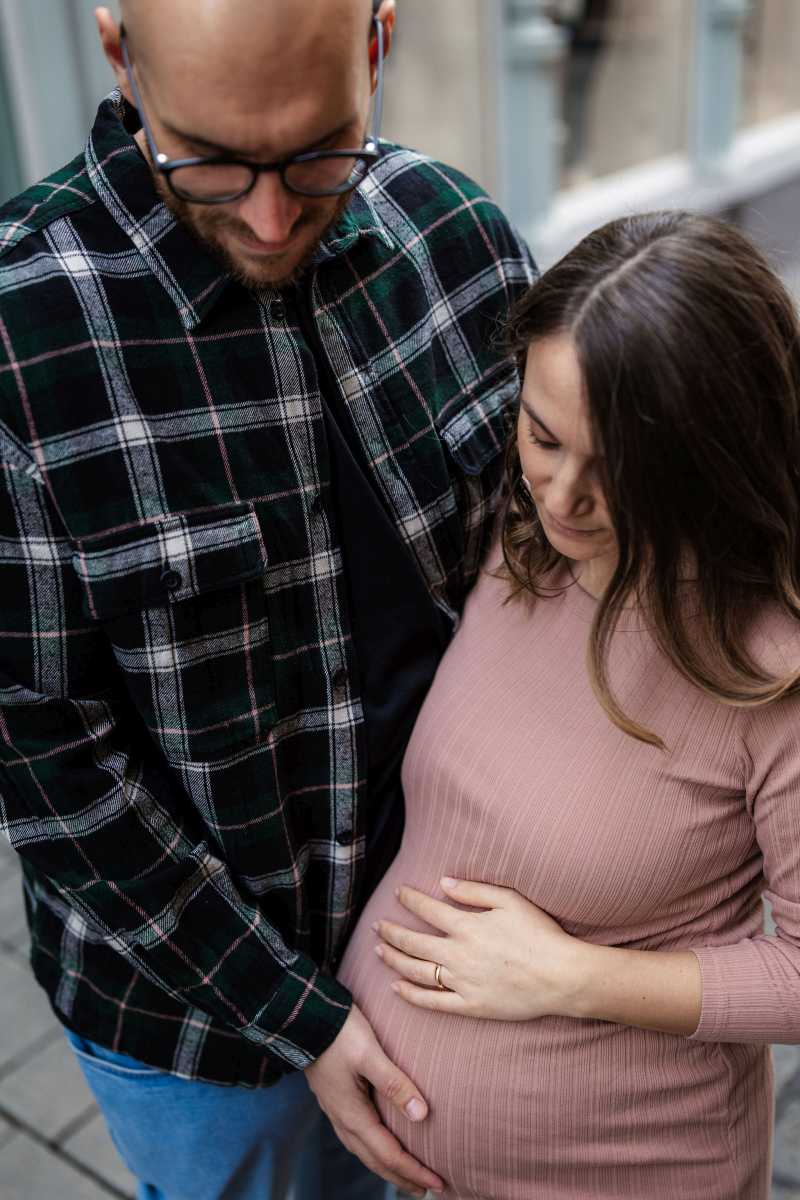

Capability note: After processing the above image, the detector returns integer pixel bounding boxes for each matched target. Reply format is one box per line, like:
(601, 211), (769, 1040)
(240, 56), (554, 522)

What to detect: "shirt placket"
(260, 287), (364, 966)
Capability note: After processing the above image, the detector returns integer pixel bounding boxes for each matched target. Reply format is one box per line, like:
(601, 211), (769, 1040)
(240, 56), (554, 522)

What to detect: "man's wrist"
(303, 995), (355, 1072)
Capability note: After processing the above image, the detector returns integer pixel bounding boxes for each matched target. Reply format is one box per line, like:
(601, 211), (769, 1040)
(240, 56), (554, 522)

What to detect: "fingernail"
(394, 887), (400, 897)
(441, 876), (457, 888)
(371, 922), (379, 932)
(406, 1097), (426, 1120)
(391, 981), (401, 992)
(374, 943), (384, 958)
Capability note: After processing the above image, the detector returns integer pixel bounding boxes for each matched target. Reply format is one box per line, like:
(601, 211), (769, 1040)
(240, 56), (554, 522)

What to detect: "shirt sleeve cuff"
(247, 953), (353, 1069)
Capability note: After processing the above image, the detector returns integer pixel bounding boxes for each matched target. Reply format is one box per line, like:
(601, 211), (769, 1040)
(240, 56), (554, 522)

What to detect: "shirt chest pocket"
(433, 366), (519, 596)
(72, 502), (276, 764)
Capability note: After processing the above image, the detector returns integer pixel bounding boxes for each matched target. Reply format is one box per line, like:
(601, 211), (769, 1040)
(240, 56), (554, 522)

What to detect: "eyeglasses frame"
(119, 8), (385, 204)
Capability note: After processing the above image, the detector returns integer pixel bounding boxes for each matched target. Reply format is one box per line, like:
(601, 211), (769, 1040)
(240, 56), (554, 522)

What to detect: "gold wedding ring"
(434, 962), (447, 991)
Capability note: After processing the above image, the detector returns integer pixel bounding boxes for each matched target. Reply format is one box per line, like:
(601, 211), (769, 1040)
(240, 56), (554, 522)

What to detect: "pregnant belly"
(338, 863), (770, 1200)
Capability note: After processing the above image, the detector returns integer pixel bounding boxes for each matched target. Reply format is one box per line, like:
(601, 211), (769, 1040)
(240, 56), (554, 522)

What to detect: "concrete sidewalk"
(0, 836), (135, 1199)
(1, 834), (799, 1199)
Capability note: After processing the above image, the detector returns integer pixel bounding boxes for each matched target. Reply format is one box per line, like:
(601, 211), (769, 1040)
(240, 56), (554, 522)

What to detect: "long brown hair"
(499, 210), (800, 746)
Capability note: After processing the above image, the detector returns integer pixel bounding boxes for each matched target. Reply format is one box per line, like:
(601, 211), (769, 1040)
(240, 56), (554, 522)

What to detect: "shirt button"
(336, 828), (354, 846)
(309, 491), (323, 513)
(332, 667), (347, 690)
(160, 568), (182, 591)
(271, 298), (286, 322)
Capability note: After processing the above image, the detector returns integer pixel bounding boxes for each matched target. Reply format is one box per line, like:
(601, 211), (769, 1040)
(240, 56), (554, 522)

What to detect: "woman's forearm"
(569, 943), (702, 1036)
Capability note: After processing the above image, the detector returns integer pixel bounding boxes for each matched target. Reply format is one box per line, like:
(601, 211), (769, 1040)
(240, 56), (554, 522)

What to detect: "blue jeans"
(65, 1030), (391, 1200)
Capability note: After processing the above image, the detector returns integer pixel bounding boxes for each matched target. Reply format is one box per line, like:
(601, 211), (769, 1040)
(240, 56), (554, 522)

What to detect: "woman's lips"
(543, 510), (601, 539)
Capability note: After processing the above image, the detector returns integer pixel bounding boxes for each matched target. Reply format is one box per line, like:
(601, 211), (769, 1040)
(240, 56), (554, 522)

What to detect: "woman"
(337, 210), (800, 1199)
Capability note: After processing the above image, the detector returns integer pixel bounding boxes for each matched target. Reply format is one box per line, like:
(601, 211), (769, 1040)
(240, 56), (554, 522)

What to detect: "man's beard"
(156, 175), (351, 291)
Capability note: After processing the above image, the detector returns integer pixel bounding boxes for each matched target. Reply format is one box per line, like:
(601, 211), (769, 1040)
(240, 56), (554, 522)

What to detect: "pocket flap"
(72, 502), (267, 621)
(437, 368), (518, 476)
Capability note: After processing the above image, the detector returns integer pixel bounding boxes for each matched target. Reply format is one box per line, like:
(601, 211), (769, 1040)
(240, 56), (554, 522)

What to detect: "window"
(552, 0), (695, 190)
(741, 0), (800, 127)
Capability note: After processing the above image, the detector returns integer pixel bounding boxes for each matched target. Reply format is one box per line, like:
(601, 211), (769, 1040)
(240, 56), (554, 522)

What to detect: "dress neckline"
(557, 564), (652, 634)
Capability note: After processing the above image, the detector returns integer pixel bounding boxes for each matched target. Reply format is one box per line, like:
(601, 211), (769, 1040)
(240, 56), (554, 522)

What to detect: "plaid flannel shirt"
(0, 93), (534, 1086)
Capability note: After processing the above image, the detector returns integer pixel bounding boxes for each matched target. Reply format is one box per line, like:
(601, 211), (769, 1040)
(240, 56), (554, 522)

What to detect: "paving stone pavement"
(1, 835), (799, 1199)
(0, 837), (136, 1200)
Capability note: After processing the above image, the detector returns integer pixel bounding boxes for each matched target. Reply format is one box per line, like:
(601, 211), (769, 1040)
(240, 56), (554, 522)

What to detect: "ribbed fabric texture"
(339, 543), (800, 1199)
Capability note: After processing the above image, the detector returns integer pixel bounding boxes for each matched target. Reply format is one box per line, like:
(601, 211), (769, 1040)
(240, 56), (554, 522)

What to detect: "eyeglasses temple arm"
(370, 14), (385, 148)
(119, 28), (166, 166)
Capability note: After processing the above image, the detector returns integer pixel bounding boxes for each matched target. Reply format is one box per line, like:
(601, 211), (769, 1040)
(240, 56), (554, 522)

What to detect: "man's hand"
(305, 1004), (444, 1198)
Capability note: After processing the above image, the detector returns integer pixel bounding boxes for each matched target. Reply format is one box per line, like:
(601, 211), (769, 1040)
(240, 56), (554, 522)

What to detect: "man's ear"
(371, 0), (396, 85)
(95, 6), (134, 103)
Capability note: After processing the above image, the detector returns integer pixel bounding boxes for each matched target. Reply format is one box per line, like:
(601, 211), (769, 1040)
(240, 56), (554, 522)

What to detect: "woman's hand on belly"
(373, 877), (588, 1022)
(375, 877), (703, 1036)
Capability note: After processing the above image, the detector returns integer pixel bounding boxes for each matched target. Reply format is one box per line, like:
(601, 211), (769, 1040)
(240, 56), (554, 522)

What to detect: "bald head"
(116, 0), (379, 164)
(119, 0), (374, 75)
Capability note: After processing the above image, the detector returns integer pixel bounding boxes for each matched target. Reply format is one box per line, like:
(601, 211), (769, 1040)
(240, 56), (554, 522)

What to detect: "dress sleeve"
(689, 680), (800, 1044)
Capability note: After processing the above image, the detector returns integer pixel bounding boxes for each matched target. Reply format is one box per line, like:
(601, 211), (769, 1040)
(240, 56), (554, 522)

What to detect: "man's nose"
(236, 172), (303, 245)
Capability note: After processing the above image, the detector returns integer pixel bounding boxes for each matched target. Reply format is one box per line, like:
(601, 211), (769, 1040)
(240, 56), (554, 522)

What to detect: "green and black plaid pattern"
(0, 93), (534, 1085)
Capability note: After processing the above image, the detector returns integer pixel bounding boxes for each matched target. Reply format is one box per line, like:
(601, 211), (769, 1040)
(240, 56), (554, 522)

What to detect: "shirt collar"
(85, 91), (393, 331)
(315, 186), (393, 262)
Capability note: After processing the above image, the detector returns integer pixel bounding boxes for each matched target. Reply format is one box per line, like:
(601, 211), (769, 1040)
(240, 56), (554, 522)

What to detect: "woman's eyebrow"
(520, 398), (558, 441)
(159, 118), (355, 160)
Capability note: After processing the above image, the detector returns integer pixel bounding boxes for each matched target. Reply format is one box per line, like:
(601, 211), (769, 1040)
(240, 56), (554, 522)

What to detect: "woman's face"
(517, 334), (618, 574)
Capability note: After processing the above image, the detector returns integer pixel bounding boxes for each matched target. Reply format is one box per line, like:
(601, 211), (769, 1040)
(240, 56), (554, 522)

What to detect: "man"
(0, 0), (533, 1196)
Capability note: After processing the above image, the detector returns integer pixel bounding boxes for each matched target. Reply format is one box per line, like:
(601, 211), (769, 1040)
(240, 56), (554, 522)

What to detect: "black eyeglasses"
(119, 14), (385, 204)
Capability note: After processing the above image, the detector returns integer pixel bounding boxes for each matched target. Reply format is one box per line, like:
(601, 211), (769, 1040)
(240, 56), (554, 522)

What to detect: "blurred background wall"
(1, 0), (800, 289)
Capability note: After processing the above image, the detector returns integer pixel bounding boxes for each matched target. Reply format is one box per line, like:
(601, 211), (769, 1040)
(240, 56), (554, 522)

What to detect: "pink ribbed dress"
(338, 545), (800, 1199)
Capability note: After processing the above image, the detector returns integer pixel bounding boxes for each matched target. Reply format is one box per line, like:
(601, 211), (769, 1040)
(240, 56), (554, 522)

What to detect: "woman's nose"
(545, 462), (592, 520)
